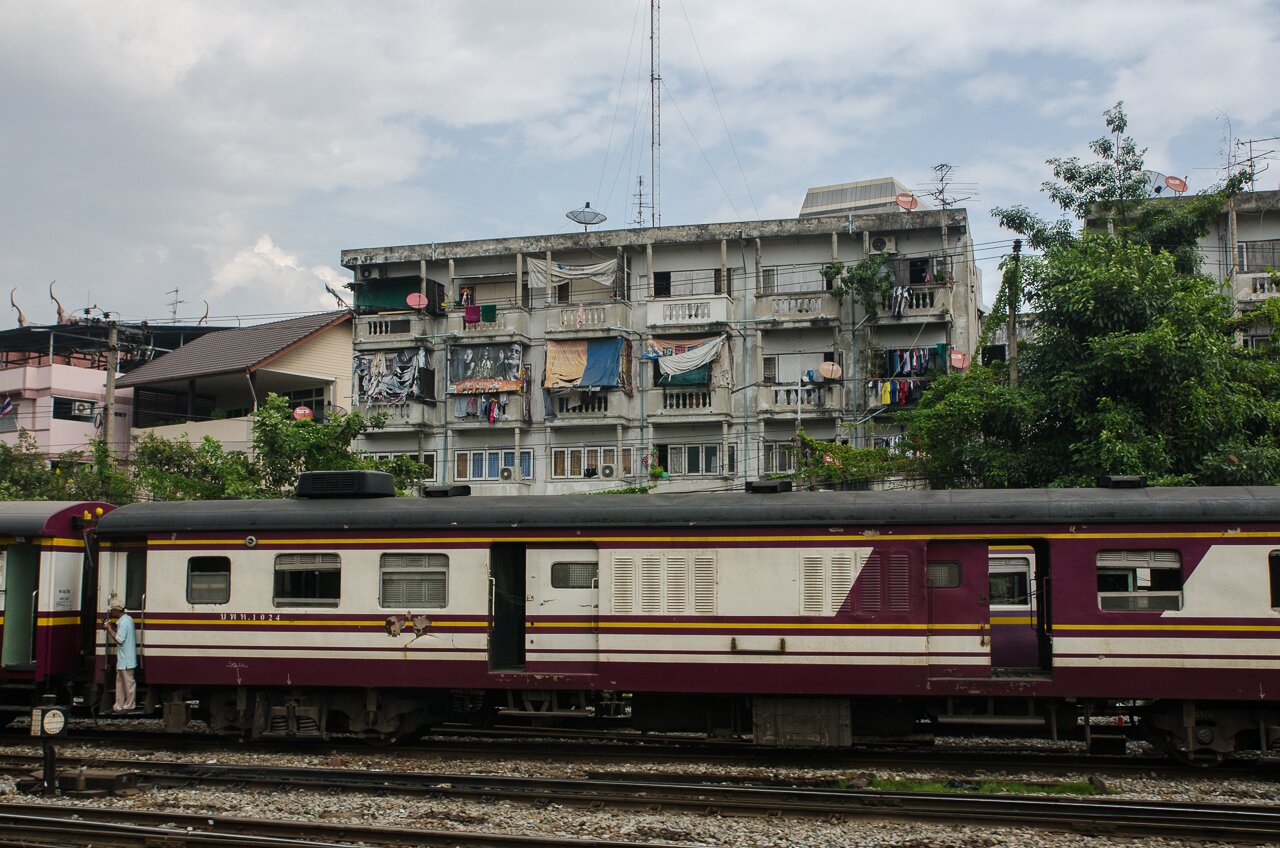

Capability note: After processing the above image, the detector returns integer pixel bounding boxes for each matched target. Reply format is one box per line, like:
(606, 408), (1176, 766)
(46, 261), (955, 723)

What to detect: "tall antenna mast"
(633, 175), (649, 227)
(165, 288), (186, 322)
(649, 0), (661, 227)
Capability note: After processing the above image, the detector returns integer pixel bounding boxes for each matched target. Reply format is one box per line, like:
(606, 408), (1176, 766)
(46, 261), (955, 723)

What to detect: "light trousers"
(114, 668), (136, 712)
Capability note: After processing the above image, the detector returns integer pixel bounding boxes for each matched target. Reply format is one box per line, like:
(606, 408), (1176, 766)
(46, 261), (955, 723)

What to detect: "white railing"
(557, 394), (610, 415)
(662, 389), (711, 410)
(551, 301), (631, 330)
(646, 295), (731, 326)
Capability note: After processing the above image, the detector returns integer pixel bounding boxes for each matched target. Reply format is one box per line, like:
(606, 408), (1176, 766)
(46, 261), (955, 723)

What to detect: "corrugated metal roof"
(115, 312), (349, 388)
(95, 486), (1280, 534)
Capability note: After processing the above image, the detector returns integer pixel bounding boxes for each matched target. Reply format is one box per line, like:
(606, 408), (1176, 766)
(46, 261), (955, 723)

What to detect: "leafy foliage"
(821, 255), (894, 318)
(0, 392), (426, 502)
(790, 431), (920, 489)
(907, 103), (1280, 488)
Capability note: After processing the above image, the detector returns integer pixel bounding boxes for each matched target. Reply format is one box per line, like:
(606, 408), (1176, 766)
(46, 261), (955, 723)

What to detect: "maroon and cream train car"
(92, 474), (1280, 762)
(0, 501), (111, 719)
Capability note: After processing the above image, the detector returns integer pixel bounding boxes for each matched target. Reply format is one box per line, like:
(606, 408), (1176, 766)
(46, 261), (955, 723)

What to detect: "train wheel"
(1157, 733), (1227, 768)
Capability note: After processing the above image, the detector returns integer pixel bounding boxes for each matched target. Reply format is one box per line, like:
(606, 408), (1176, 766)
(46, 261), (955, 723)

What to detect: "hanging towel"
(480, 303), (498, 323)
(464, 304), (481, 324)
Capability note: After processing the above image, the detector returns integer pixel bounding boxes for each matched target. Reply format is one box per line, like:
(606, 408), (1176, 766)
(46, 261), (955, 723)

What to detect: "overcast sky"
(3, 0), (1278, 328)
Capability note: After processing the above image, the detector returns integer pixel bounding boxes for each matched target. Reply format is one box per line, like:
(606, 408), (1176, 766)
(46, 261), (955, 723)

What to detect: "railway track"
(5, 724), (1278, 779)
(3, 755), (1280, 843)
(0, 803), (690, 848)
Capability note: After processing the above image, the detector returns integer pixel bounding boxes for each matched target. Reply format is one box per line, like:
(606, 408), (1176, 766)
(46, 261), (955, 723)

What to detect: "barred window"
(926, 561), (961, 589)
(380, 553), (448, 608)
(187, 556), (230, 604)
(551, 562), (598, 589)
(274, 553), (341, 607)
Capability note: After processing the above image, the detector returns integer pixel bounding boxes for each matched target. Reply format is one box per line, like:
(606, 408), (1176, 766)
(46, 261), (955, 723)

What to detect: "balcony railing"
(756, 292), (840, 321)
(550, 301), (632, 332)
(644, 386), (731, 417)
(878, 285), (945, 319)
(446, 308), (530, 337)
(354, 314), (424, 343)
(760, 384), (839, 413)
(646, 295), (732, 327)
(557, 393), (610, 415)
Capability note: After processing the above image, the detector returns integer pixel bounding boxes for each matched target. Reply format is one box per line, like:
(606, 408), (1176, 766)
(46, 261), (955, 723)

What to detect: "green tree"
(0, 431), (61, 500)
(906, 103), (1279, 488)
(789, 431), (921, 489)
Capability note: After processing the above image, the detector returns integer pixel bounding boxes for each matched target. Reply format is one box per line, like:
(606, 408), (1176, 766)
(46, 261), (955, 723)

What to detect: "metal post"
(1008, 240), (1021, 387)
(103, 321), (118, 457)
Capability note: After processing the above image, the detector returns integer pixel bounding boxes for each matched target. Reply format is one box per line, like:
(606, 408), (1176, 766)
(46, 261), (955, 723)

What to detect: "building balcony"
(1233, 273), (1279, 306)
(361, 400), (440, 429)
(754, 291), (841, 323)
(876, 285), (949, 322)
(757, 383), (843, 418)
(353, 313), (429, 347)
(446, 308), (531, 339)
(546, 389), (636, 426)
(547, 301), (634, 335)
(646, 295), (732, 328)
(644, 386), (731, 419)
(864, 378), (933, 411)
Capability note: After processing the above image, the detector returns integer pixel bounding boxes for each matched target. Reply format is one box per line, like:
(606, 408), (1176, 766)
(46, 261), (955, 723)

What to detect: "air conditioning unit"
(599, 464), (616, 479)
(72, 401), (95, 418)
(359, 265), (387, 281)
(499, 466), (515, 481)
(869, 236), (897, 255)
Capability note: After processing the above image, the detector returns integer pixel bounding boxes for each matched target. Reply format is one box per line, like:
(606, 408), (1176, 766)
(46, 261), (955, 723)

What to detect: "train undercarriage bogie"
(1139, 700), (1280, 767)
(183, 687), (447, 743)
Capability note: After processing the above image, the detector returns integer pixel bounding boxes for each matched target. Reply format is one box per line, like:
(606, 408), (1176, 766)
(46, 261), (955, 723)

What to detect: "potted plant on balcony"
(648, 464), (667, 480)
(821, 256), (894, 319)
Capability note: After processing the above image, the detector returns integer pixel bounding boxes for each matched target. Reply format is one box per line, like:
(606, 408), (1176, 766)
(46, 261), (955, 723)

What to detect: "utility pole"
(649, 0), (661, 227)
(103, 319), (119, 459)
(1008, 239), (1021, 387)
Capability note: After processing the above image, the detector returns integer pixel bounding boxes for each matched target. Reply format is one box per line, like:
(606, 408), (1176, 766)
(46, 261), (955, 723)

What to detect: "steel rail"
(4, 756), (1279, 842)
(0, 803), (694, 848)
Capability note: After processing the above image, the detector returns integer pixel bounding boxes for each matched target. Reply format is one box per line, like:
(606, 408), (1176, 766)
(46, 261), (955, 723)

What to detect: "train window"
(927, 561), (961, 588)
(989, 557), (1031, 605)
(380, 553), (447, 608)
(187, 556), (230, 604)
(1270, 552), (1280, 609)
(551, 562), (598, 589)
(273, 553), (341, 607)
(1096, 550), (1182, 611)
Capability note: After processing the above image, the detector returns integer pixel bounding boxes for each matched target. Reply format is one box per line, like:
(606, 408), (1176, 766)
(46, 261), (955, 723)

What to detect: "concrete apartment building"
(1197, 189), (1280, 346)
(343, 179), (981, 494)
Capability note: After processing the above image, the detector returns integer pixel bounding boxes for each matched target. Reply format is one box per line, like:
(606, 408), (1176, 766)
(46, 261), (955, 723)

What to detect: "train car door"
(525, 547), (599, 674)
(988, 549), (1039, 670)
(1, 543), (39, 669)
(489, 543), (526, 671)
(925, 541), (990, 678)
(124, 550), (146, 665)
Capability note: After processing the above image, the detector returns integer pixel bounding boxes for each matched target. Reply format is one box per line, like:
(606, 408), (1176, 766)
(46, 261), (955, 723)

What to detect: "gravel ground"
(2, 721), (1276, 847)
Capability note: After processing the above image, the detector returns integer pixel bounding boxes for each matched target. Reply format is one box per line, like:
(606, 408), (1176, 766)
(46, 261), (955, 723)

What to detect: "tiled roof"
(115, 312), (349, 388)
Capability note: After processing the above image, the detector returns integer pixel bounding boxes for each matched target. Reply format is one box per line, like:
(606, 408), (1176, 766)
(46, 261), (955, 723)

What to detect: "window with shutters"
(187, 556), (231, 604)
(380, 553), (448, 608)
(856, 553), (882, 614)
(801, 551), (861, 616)
(1096, 550), (1182, 611)
(551, 562), (598, 589)
(612, 556), (635, 613)
(614, 552), (715, 614)
(274, 553), (341, 607)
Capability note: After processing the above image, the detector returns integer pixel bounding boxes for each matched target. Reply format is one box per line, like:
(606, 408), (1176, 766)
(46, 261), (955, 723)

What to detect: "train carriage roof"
(94, 487), (1280, 534)
(0, 501), (112, 536)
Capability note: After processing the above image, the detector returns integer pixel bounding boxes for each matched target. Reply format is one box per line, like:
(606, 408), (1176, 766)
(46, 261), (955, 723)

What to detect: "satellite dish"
(1164, 175), (1188, 194)
(896, 193), (919, 211)
(1142, 171), (1168, 196)
(406, 292), (429, 309)
(818, 361), (842, 380)
(566, 201), (607, 232)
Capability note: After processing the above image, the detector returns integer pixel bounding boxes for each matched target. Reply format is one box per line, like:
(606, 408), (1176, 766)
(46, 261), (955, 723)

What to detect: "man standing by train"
(103, 603), (136, 713)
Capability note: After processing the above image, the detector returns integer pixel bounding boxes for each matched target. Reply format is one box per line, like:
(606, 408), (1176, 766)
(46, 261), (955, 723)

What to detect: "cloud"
(209, 235), (344, 313)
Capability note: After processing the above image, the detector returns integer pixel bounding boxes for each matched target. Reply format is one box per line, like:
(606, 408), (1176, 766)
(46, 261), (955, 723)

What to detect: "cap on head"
(109, 603), (124, 613)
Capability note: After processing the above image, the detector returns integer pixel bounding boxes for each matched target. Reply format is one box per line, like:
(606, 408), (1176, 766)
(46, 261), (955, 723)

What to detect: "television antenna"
(566, 202), (607, 232)
(920, 163), (977, 209)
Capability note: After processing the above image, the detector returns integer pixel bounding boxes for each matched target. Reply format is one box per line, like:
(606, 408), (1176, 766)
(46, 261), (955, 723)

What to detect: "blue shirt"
(113, 613), (137, 670)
